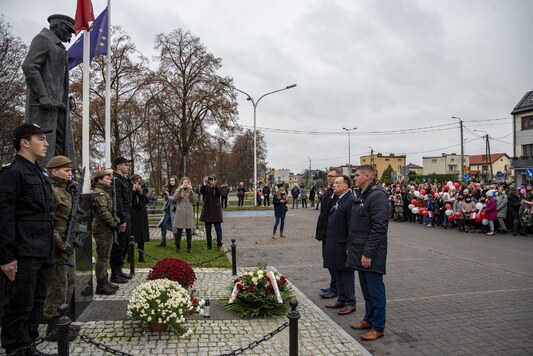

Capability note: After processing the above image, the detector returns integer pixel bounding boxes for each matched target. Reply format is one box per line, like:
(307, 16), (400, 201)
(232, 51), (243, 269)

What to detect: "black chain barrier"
(189, 249), (230, 267)
(217, 321), (289, 356)
(136, 246), (160, 262)
(79, 334), (133, 356)
(6, 337), (44, 356)
(135, 246), (230, 267)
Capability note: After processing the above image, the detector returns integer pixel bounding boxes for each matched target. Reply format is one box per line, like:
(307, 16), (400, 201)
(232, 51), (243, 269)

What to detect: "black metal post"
(288, 299), (300, 356)
(129, 235), (135, 276)
(57, 304), (71, 356)
(231, 239), (237, 276)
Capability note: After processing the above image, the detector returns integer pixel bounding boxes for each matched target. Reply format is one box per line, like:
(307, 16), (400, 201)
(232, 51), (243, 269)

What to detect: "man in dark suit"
(315, 167), (342, 298)
(324, 175), (356, 315)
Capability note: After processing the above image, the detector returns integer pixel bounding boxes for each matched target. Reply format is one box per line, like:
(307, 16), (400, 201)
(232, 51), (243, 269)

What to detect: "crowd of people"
(384, 180), (532, 236)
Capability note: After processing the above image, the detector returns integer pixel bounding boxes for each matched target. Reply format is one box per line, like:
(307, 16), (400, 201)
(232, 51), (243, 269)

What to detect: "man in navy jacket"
(346, 165), (389, 341)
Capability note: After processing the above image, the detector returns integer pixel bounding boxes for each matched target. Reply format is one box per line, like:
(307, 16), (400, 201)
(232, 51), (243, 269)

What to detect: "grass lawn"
(92, 239), (232, 269)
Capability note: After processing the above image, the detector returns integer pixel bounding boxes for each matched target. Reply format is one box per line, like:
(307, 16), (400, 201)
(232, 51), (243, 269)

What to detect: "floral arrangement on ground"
(221, 267), (294, 318)
(147, 257), (196, 288)
(127, 278), (204, 336)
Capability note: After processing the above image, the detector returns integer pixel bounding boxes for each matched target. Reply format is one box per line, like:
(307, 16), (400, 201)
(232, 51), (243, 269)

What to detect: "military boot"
(110, 268), (128, 284)
(95, 279), (117, 295)
(105, 274), (119, 290)
(119, 267), (132, 280)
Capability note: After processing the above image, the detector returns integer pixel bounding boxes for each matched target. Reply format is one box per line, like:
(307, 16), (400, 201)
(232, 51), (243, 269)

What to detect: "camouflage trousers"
(43, 255), (76, 319)
(94, 232), (113, 280)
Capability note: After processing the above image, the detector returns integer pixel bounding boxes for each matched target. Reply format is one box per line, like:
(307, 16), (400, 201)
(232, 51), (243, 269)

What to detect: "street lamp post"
(452, 116), (464, 182)
(342, 127), (357, 178)
(221, 81), (297, 206)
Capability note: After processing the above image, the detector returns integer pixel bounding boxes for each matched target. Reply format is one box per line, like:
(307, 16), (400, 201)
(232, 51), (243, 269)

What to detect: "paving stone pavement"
(25, 267), (370, 356)
(223, 207), (533, 355)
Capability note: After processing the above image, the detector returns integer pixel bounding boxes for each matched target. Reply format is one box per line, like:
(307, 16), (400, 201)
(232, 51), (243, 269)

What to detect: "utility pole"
(452, 117), (465, 182)
(486, 134), (493, 182)
(342, 127), (357, 178)
(307, 157), (312, 187)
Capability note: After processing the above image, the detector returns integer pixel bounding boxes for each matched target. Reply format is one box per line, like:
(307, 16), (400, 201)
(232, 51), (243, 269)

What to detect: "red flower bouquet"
(147, 257), (196, 288)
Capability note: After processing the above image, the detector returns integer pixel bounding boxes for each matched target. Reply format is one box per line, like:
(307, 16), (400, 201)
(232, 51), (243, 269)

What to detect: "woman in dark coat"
(272, 184), (288, 239)
(130, 174), (150, 262)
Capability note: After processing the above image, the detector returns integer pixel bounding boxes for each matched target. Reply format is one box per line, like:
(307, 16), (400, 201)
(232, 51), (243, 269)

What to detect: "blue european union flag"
(67, 7), (109, 71)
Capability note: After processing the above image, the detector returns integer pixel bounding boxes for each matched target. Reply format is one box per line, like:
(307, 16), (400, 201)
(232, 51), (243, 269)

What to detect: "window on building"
(521, 116), (533, 130)
(522, 144), (533, 157)
(450, 158), (455, 162)
(448, 164), (457, 172)
(431, 159), (437, 163)
(385, 158), (389, 161)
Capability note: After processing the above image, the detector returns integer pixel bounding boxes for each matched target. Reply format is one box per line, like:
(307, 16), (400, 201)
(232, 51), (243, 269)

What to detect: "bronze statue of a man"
(22, 14), (77, 167)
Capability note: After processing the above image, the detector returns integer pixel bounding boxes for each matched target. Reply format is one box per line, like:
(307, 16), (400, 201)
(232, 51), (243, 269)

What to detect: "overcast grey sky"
(2, 0), (532, 173)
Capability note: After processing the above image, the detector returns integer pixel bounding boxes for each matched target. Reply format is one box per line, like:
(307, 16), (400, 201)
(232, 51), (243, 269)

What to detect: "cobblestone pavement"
(30, 268), (370, 355)
(223, 207), (533, 355)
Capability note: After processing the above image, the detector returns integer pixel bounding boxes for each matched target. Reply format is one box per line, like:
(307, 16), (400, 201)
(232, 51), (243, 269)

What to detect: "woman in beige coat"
(173, 177), (196, 252)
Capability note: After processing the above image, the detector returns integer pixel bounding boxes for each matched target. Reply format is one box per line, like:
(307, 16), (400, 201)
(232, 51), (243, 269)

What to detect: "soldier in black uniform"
(109, 156), (133, 283)
(0, 123), (55, 356)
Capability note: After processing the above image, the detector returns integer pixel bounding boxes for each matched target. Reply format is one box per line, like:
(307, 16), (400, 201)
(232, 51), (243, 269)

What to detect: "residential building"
(360, 153), (406, 182)
(510, 91), (533, 185)
(469, 153), (512, 182)
(422, 153), (469, 176)
(273, 169), (291, 185)
(404, 162), (423, 175)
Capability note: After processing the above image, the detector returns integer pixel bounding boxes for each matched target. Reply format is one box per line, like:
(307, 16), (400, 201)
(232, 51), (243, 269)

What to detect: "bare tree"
(152, 28), (238, 177)
(69, 26), (151, 169)
(227, 129), (267, 189)
(0, 17), (27, 163)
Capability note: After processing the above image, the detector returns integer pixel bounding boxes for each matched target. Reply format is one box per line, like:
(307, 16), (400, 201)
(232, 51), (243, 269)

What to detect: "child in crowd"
(453, 194), (465, 231)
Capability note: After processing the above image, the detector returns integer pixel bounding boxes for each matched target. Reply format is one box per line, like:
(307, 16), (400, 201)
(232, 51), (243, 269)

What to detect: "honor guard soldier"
(92, 169), (119, 295)
(110, 157), (133, 284)
(42, 155), (80, 342)
(0, 123), (54, 356)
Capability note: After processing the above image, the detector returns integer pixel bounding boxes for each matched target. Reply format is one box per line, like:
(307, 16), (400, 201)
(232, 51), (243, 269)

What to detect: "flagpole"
(82, 28), (91, 193)
(104, 0), (111, 168)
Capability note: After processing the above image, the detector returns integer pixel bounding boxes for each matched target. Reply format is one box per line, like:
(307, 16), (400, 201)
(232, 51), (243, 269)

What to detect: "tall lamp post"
(342, 127), (357, 178)
(452, 116), (464, 182)
(221, 81), (297, 206)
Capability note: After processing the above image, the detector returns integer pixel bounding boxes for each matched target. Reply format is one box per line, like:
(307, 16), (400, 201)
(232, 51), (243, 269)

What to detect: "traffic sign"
(526, 169), (533, 178)
(463, 173), (469, 179)
(496, 171), (503, 178)
(422, 177), (427, 183)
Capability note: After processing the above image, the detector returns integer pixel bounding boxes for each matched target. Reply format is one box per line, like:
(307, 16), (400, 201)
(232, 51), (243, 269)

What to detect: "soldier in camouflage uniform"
(42, 156), (80, 342)
(92, 169), (119, 295)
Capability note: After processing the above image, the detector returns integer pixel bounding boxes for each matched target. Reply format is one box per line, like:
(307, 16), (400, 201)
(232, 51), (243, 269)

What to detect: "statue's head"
(47, 14), (75, 43)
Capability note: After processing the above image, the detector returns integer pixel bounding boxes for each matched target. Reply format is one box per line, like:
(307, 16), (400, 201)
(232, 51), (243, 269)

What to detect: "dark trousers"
(237, 196), (244, 207)
(110, 224), (130, 269)
(1, 257), (51, 352)
(358, 270), (386, 332)
(263, 195), (270, 207)
(335, 270), (355, 305)
(175, 228), (192, 250)
(321, 240), (337, 292)
(221, 196), (228, 209)
(205, 222), (223, 248)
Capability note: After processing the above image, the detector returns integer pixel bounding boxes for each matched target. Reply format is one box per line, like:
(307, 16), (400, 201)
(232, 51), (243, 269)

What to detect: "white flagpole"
(82, 28), (91, 193)
(105, 0), (112, 168)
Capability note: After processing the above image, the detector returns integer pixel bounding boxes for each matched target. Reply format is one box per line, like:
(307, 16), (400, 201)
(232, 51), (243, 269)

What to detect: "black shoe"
(120, 270), (132, 280)
(320, 287), (330, 292)
(138, 256), (145, 262)
(187, 248), (191, 253)
(69, 324), (81, 333)
(110, 274), (128, 284)
(176, 248), (181, 253)
(320, 290), (338, 299)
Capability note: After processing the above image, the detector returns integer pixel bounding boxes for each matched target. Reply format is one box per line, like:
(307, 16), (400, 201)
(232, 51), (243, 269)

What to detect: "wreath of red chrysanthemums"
(147, 257), (196, 288)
